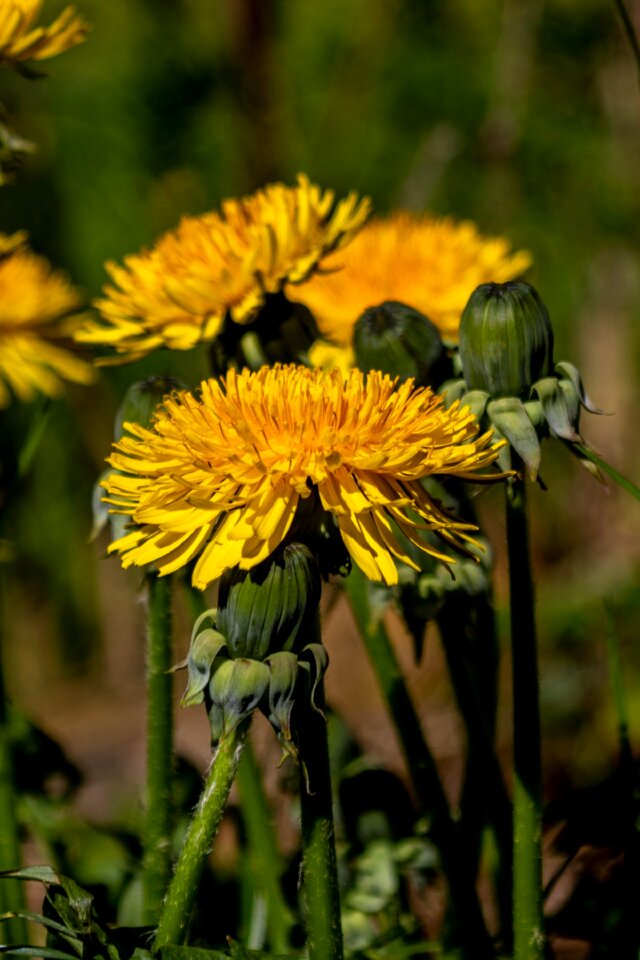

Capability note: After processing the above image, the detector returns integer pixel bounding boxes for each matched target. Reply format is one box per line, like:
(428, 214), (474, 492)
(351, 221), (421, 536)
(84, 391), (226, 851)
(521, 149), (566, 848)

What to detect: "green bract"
(354, 300), (450, 387)
(114, 374), (183, 437)
(216, 542), (321, 659)
(445, 281), (603, 481)
(459, 281), (553, 399)
(181, 543), (327, 758)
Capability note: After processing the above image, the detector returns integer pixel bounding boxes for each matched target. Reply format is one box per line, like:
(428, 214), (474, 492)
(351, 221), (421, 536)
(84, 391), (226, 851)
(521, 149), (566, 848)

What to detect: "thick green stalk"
(297, 686), (343, 960)
(142, 574), (174, 925)
(345, 569), (494, 960)
(237, 746), (295, 953)
(437, 600), (513, 951)
(505, 477), (544, 959)
(183, 581), (294, 951)
(154, 719), (250, 947)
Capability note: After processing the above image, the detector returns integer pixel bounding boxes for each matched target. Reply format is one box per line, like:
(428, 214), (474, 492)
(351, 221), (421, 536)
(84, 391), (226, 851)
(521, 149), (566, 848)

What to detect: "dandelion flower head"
(0, 0), (88, 67)
(104, 364), (504, 588)
(77, 175), (370, 365)
(0, 233), (95, 407)
(299, 212), (531, 350)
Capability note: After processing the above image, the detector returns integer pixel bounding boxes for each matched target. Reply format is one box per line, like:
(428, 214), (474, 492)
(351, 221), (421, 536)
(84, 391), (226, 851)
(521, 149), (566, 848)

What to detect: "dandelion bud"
(114, 375), (182, 438)
(354, 301), (449, 387)
(216, 542), (321, 661)
(459, 282), (554, 398)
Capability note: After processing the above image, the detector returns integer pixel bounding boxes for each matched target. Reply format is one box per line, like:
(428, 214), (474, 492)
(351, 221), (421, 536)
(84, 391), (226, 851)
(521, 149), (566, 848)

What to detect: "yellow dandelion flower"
(299, 212), (531, 347)
(104, 364), (505, 588)
(0, 233), (96, 407)
(0, 0), (88, 67)
(77, 175), (371, 365)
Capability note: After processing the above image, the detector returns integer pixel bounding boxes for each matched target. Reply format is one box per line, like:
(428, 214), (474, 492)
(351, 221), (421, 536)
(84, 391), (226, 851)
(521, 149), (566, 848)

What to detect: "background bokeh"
(0, 0), (639, 855)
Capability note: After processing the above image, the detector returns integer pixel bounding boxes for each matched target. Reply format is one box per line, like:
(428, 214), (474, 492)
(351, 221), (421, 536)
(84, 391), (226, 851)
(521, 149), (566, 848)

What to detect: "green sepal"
(459, 389), (490, 421)
(263, 651), (300, 760)
(114, 375), (183, 439)
(208, 658), (270, 742)
(216, 543), (321, 660)
(298, 643), (329, 715)
(439, 378), (467, 407)
(523, 398), (546, 432)
(487, 396), (541, 479)
(182, 618), (228, 707)
(555, 360), (604, 414)
(557, 378), (581, 428)
(532, 376), (581, 442)
(264, 651), (299, 741)
(489, 425), (513, 473)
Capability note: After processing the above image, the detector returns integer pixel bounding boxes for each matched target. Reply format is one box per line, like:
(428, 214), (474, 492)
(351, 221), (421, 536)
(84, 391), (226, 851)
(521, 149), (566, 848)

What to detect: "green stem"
(142, 574), (174, 925)
(297, 686), (343, 960)
(437, 600), (513, 952)
(154, 719), (250, 948)
(344, 569), (494, 960)
(237, 744), (295, 953)
(0, 564), (26, 944)
(505, 477), (545, 959)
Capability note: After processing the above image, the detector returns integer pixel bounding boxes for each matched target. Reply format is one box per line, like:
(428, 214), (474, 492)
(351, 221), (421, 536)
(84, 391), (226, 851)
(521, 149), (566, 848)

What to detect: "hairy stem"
(154, 720), (250, 947)
(142, 574), (174, 925)
(505, 477), (545, 959)
(297, 687), (343, 960)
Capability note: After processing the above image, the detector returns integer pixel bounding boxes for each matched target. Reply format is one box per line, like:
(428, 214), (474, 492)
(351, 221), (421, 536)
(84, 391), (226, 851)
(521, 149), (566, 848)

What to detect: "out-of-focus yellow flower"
(104, 364), (505, 588)
(298, 212), (531, 347)
(0, 233), (95, 407)
(0, 0), (89, 67)
(77, 175), (371, 365)
(307, 339), (354, 378)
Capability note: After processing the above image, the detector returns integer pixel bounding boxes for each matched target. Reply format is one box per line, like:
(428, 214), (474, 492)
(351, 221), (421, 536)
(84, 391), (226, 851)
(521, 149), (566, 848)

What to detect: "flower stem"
(154, 719), (250, 948)
(505, 476), (545, 959)
(437, 599), (513, 952)
(344, 569), (494, 960)
(297, 687), (343, 960)
(236, 744), (295, 953)
(142, 574), (174, 925)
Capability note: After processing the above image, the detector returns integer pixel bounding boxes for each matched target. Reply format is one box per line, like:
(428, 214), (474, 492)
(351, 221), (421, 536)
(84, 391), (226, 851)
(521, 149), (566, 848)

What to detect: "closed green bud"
(459, 282), (554, 398)
(114, 375), (183, 438)
(216, 542), (321, 660)
(354, 301), (450, 387)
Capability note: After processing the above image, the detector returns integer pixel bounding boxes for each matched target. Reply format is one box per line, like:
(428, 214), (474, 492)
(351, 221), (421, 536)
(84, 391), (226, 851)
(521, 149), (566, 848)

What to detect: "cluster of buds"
(181, 542), (327, 760)
(444, 281), (603, 481)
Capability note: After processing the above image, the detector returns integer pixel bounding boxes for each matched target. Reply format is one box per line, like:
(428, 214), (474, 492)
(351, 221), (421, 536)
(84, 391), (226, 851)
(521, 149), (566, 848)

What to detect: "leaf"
(0, 950), (79, 960)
